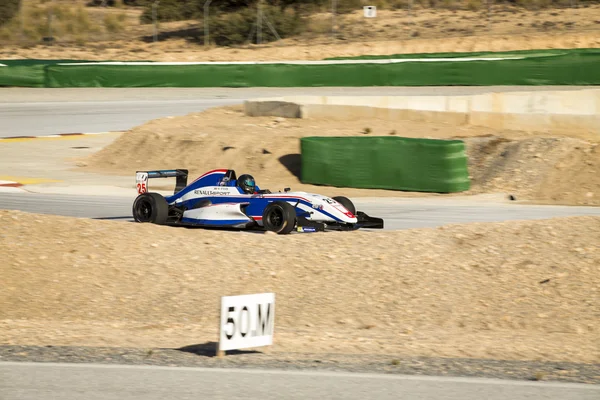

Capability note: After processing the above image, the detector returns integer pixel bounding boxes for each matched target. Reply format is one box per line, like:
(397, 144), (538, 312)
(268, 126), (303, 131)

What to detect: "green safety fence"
(43, 52), (600, 87)
(300, 136), (470, 193)
(0, 59), (112, 87)
(324, 47), (600, 60)
(2, 48), (600, 87)
(0, 64), (46, 87)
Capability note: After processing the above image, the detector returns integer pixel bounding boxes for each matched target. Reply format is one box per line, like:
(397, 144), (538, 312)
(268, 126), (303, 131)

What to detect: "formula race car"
(132, 168), (384, 234)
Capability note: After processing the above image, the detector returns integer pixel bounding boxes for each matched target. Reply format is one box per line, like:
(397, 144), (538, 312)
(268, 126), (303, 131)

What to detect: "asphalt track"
(0, 86), (590, 138)
(2, 362), (599, 400)
(2, 87), (600, 397)
(1, 192), (600, 230)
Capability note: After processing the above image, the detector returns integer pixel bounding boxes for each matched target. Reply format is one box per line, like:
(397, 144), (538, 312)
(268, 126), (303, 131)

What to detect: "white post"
(152, 0), (160, 43)
(204, 0), (212, 47)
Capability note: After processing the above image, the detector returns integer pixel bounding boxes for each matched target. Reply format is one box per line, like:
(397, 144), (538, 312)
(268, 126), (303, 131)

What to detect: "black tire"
(132, 192), (168, 225)
(262, 201), (296, 234)
(332, 196), (356, 215)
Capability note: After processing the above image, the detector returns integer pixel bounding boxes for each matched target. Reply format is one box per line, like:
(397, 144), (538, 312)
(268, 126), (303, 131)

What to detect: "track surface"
(2, 87), (599, 397)
(0, 86), (590, 138)
(1, 193), (599, 230)
(2, 362), (598, 400)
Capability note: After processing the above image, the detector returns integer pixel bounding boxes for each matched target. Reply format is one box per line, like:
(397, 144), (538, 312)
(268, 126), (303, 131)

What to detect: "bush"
(87, 0), (127, 6)
(140, 0), (200, 23)
(139, 0), (331, 24)
(104, 12), (127, 32)
(0, 0), (20, 27)
(336, 0), (363, 13)
(209, 5), (303, 46)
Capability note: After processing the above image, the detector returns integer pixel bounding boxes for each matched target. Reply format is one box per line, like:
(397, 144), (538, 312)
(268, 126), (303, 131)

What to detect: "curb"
(0, 180), (23, 188)
(0, 180), (26, 192)
(0, 131), (126, 142)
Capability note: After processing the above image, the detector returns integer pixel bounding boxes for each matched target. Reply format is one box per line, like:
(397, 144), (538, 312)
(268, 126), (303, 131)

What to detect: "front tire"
(132, 192), (168, 225)
(332, 196), (356, 215)
(262, 201), (296, 234)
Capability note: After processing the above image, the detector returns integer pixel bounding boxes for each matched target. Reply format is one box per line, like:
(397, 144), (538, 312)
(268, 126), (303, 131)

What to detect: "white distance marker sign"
(218, 292), (275, 352)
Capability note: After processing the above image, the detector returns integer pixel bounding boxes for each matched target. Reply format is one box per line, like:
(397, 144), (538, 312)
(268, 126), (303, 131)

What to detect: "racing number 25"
(137, 183), (147, 194)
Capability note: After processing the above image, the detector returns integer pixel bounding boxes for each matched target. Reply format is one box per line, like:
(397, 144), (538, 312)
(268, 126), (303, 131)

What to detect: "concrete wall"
(243, 89), (600, 135)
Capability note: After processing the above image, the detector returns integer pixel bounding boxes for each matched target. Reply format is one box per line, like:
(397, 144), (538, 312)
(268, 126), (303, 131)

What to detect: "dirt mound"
(467, 136), (600, 205)
(1, 210), (598, 362)
(83, 106), (600, 205)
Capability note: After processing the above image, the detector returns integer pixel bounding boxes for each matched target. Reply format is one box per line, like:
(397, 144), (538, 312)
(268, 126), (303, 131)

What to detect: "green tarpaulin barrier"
(0, 59), (114, 87)
(324, 47), (600, 60)
(300, 136), (470, 193)
(3, 48), (600, 87)
(42, 51), (600, 87)
(0, 64), (46, 87)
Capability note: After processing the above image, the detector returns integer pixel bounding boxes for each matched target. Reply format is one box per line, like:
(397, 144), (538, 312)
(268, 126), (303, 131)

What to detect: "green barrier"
(324, 48), (600, 60)
(0, 64), (46, 87)
(0, 59), (115, 87)
(300, 136), (470, 193)
(0, 59), (101, 66)
(43, 51), (600, 87)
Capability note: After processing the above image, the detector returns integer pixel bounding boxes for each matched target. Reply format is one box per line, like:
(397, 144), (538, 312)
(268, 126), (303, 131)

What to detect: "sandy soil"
(81, 106), (600, 205)
(1, 210), (598, 363)
(1, 7), (599, 61)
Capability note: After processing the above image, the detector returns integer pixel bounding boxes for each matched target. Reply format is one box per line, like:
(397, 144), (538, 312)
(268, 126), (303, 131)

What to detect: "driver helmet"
(237, 174), (256, 194)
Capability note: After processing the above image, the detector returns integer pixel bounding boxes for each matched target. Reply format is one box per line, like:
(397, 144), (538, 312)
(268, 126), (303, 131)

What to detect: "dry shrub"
(0, 0), (19, 27)
(104, 12), (127, 33)
(306, 17), (331, 35)
(209, 6), (303, 46)
(467, 0), (482, 11)
(14, 3), (102, 43)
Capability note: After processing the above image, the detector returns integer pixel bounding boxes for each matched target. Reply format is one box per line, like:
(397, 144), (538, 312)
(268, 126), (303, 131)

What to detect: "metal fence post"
(257, 0), (262, 45)
(47, 0), (54, 45)
(204, 0), (212, 47)
(19, 0), (25, 42)
(331, 0), (337, 39)
(152, 0), (160, 43)
(487, 0), (492, 31)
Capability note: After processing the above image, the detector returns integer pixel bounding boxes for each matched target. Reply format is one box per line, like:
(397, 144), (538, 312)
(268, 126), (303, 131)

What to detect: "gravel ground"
(2, 211), (599, 365)
(1, 345), (598, 384)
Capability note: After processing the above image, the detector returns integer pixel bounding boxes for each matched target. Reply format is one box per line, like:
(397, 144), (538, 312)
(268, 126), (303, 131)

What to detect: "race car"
(132, 168), (383, 234)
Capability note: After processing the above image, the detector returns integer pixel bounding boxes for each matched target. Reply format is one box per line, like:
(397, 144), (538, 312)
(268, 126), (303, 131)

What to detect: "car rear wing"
(135, 169), (189, 195)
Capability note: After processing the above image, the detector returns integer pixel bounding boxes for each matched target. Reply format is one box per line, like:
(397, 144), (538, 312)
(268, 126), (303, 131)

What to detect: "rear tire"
(132, 192), (168, 225)
(332, 196), (356, 215)
(262, 201), (296, 234)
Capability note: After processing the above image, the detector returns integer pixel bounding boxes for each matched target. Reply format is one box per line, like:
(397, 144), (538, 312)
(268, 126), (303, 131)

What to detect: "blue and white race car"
(132, 168), (383, 234)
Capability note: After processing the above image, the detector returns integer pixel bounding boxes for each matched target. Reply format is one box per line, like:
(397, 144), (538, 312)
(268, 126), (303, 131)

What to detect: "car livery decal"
(177, 195), (349, 223)
(190, 169), (229, 184)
